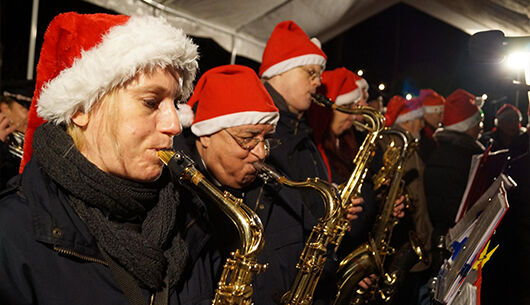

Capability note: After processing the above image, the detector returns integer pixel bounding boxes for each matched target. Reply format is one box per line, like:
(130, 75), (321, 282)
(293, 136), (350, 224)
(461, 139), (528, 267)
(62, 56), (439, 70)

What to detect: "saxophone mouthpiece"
(252, 161), (265, 171)
(311, 93), (335, 108)
(157, 150), (175, 165)
(252, 162), (281, 182)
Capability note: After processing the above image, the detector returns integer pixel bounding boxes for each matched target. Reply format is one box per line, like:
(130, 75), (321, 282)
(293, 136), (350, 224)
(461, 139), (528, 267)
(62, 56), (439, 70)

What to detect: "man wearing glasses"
(174, 65), (324, 305)
(259, 20), (331, 229)
(257, 20), (376, 300)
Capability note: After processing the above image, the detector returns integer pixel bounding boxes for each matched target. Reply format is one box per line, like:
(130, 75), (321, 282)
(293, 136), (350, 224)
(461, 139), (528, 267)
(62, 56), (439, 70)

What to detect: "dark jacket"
(264, 82), (330, 220)
(479, 127), (527, 152)
(423, 129), (484, 238)
(173, 130), (335, 305)
(0, 158), (219, 305)
(481, 131), (530, 305)
(418, 125), (437, 164)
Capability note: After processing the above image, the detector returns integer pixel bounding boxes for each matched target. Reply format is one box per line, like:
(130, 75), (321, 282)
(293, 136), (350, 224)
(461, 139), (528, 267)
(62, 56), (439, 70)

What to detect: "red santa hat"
(321, 67), (369, 106)
(495, 103), (522, 122)
(259, 20), (327, 78)
(443, 89), (484, 132)
(187, 65), (279, 137)
(419, 89), (445, 114)
(384, 95), (424, 127)
(21, 12), (198, 171)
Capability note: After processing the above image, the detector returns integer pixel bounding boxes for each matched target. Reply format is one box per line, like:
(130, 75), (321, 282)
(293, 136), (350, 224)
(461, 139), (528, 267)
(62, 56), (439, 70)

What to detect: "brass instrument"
(158, 150), (267, 305)
(7, 130), (24, 159)
(310, 93), (387, 305)
(333, 129), (419, 305)
(253, 162), (342, 305)
(253, 90), (386, 305)
(311, 93), (386, 250)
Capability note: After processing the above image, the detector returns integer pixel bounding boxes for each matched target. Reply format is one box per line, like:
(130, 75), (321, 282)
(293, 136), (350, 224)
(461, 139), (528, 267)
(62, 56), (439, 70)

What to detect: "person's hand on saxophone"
(346, 197), (364, 221)
(354, 195), (406, 290)
(346, 194), (405, 224)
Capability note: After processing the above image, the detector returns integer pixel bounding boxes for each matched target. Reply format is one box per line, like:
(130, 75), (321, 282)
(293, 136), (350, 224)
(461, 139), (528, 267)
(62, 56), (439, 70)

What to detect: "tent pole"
(230, 35), (237, 65)
(26, 0), (39, 80)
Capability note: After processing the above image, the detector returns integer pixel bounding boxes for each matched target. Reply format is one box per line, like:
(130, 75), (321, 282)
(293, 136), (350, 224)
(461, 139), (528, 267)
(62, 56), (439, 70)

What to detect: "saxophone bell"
(333, 129), (420, 305)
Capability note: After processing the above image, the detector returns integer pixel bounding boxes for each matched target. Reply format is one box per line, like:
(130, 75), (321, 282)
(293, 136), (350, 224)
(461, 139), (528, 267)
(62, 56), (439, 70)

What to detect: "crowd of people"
(0, 11), (529, 305)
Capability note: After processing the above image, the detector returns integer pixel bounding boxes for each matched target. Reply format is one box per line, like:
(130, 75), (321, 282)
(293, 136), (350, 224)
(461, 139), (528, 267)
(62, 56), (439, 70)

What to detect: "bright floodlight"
(481, 94), (488, 101)
(357, 69), (364, 76)
(378, 83), (386, 91)
(405, 93), (412, 100)
(505, 52), (530, 70)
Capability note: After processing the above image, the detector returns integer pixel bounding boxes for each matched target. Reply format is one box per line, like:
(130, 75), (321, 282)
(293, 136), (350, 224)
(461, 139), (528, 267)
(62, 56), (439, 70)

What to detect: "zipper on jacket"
(293, 119), (300, 135)
(53, 246), (108, 266)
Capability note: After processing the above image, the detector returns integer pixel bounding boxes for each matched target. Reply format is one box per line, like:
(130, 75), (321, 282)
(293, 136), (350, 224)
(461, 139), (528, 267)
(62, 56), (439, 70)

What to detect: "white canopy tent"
(84, 0), (530, 63)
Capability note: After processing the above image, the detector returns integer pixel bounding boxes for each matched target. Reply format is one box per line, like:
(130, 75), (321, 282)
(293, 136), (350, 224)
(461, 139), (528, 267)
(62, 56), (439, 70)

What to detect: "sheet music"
(454, 149), (509, 223)
(448, 174), (513, 246)
(434, 177), (510, 304)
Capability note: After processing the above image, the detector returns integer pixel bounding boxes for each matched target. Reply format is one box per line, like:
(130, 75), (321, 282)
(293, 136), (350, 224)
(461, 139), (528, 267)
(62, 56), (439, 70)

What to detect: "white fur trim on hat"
(261, 54), (326, 79)
(335, 89), (362, 106)
(356, 78), (369, 91)
(356, 78), (369, 100)
(395, 107), (424, 124)
(424, 105), (444, 114)
(191, 111), (280, 137)
(444, 111), (483, 132)
(177, 104), (194, 128)
(37, 16), (198, 124)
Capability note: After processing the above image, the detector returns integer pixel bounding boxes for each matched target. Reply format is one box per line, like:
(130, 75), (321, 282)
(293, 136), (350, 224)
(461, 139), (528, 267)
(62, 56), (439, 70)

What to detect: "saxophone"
(251, 92), (386, 305)
(310, 93), (386, 253)
(7, 130), (24, 159)
(158, 150), (267, 305)
(333, 129), (420, 305)
(253, 162), (342, 305)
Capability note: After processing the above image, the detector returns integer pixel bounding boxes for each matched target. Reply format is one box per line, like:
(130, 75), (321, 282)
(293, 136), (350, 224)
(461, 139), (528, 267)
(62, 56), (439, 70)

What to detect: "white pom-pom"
(310, 37), (322, 49)
(177, 104), (194, 127)
(474, 97), (485, 108)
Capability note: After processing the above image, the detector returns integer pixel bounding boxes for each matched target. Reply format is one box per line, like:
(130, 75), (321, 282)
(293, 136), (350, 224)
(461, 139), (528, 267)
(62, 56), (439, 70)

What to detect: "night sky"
(1, 0), (528, 129)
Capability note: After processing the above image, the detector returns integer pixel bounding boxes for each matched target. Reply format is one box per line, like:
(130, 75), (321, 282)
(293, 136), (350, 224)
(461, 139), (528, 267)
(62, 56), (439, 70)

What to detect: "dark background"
(1, 0), (528, 130)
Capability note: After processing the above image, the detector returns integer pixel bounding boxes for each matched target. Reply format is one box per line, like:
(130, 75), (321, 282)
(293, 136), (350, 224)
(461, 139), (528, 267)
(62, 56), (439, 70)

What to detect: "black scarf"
(33, 123), (188, 291)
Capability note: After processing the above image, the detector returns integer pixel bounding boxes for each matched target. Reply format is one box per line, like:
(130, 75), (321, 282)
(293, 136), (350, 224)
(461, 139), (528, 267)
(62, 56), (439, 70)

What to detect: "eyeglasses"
(299, 67), (322, 82)
(224, 129), (281, 154)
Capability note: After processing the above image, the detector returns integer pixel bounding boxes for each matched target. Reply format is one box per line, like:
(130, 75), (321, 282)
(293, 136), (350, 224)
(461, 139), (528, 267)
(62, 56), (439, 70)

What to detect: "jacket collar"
(21, 158), (103, 260)
(264, 82), (314, 137)
(21, 156), (212, 265)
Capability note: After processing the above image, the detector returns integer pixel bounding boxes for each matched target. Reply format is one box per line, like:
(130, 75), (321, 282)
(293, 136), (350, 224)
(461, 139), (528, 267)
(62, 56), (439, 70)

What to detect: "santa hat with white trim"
(187, 65), (279, 137)
(21, 12), (198, 171)
(385, 95), (424, 127)
(321, 67), (369, 106)
(419, 89), (445, 114)
(495, 103), (521, 122)
(259, 20), (327, 78)
(443, 89), (484, 132)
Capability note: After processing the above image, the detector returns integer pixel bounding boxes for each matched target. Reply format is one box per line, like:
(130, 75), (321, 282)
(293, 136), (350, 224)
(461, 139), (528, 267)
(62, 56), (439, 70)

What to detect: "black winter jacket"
(423, 130), (484, 238)
(0, 158), (220, 305)
(264, 82), (329, 220)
